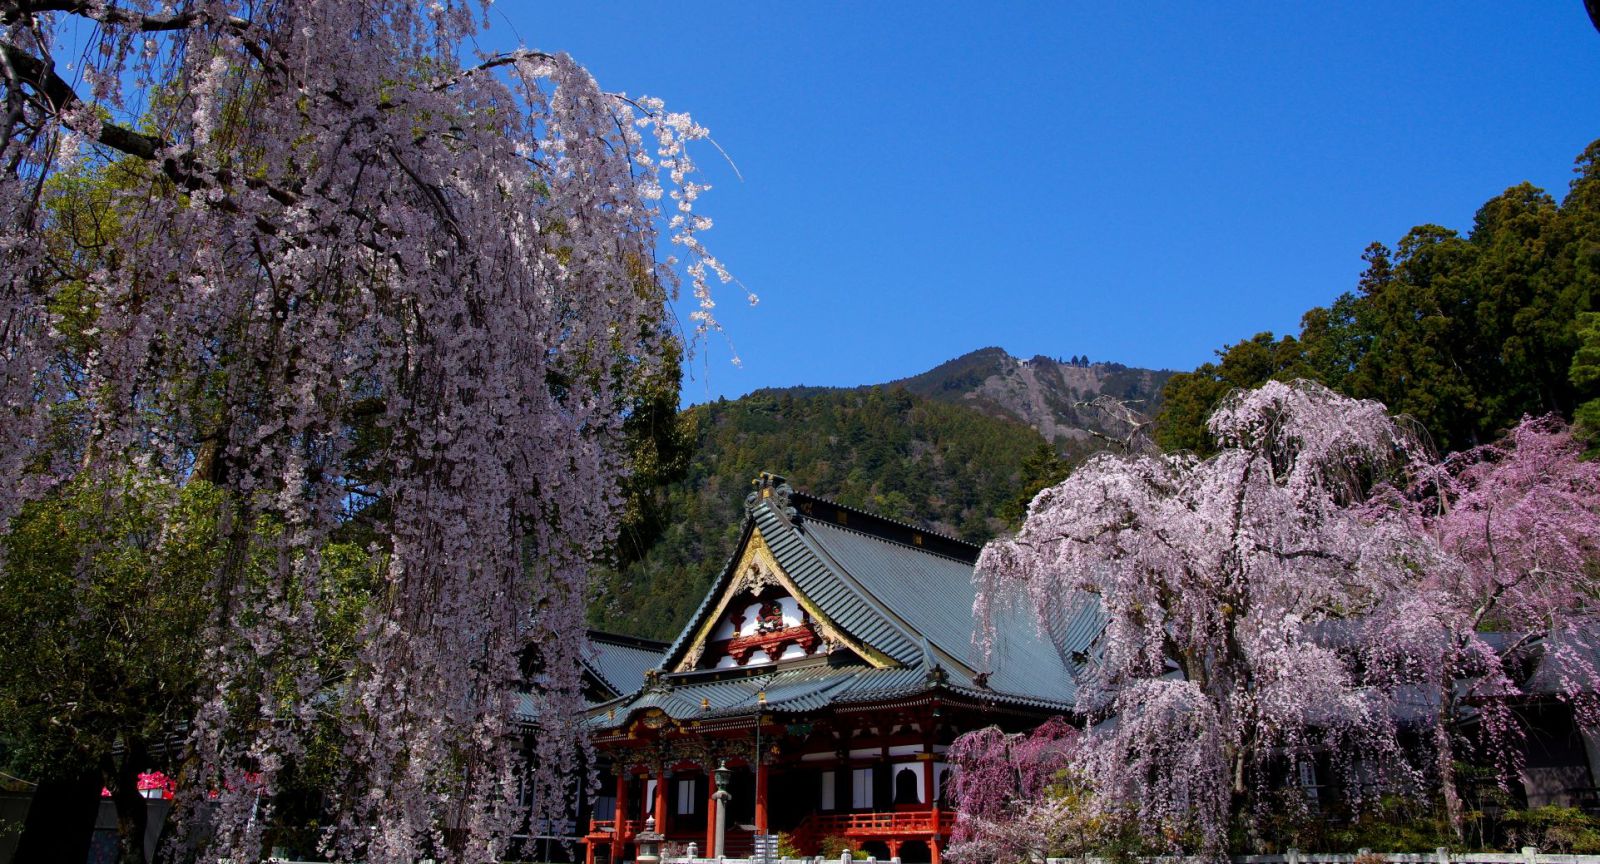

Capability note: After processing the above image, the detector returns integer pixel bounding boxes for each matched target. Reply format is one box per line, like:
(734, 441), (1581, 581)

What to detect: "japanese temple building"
(563, 474), (1600, 864)
(577, 474), (1092, 864)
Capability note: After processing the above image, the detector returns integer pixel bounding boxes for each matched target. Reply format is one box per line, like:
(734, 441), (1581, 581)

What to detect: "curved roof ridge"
(796, 514), (981, 566)
(790, 489), (979, 554)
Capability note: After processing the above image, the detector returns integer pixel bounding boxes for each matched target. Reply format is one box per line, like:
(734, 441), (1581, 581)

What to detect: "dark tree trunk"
(109, 737), (153, 864)
(13, 764), (104, 864)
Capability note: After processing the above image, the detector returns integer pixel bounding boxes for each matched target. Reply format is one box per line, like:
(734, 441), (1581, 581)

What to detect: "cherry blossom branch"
(431, 50), (555, 92)
(0, 44), (164, 158)
(1073, 395), (1155, 454)
(1, 1), (248, 31)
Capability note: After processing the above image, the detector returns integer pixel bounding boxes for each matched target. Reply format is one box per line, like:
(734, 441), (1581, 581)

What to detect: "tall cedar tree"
(1157, 140), (1600, 455)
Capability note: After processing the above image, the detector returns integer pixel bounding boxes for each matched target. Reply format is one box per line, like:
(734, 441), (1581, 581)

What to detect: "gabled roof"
(592, 474), (1090, 730)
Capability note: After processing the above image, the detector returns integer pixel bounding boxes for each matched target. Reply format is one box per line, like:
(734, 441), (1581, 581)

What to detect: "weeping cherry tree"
(0, 1), (737, 861)
(974, 381), (1439, 855)
(1393, 415), (1600, 837)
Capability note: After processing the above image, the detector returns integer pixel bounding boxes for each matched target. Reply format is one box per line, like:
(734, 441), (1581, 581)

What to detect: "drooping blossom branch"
(1, 2), (736, 861)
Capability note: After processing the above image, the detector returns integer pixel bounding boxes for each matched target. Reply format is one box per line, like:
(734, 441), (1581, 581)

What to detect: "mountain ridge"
(590, 347), (1175, 639)
(739, 347), (1176, 448)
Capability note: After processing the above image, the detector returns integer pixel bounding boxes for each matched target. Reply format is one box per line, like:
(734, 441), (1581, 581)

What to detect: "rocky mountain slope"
(889, 347), (1175, 447)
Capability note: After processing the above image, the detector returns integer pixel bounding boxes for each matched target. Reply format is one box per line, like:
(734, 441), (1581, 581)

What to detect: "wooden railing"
(791, 808), (945, 851)
(812, 809), (942, 834)
(585, 818), (638, 839)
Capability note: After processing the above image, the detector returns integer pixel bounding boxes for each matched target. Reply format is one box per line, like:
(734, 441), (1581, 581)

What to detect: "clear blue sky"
(487, 3), (1600, 405)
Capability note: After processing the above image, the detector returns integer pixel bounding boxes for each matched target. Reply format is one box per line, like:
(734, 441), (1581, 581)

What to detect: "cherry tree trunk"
(1435, 716), (1465, 842)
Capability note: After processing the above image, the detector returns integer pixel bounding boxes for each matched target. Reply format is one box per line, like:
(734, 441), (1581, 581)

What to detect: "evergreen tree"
(1157, 139), (1600, 455)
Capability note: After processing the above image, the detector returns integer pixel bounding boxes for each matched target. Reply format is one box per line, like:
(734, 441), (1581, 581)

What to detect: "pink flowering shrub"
(947, 717), (1080, 862)
(1408, 416), (1600, 832)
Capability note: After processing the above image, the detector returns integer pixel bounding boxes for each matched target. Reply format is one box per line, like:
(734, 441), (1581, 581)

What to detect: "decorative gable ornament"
(675, 526), (882, 672)
(745, 472), (798, 520)
(724, 608), (822, 665)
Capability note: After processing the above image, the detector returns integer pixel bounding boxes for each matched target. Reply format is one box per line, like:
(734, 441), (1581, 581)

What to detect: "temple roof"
(584, 631), (671, 702)
(589, 475), (1091, 731)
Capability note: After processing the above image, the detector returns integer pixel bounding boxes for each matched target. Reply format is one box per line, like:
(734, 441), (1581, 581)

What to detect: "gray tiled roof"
(587, 657), (1075, 730)
(797, 517), (1078, 701)
(758, 506), (922, 666)
(1521, 631), (1600, 696)
(585, 633), (668, 697)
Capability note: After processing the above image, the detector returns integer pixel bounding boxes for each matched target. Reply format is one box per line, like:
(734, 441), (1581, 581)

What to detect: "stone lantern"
(635, 815), (664, 864)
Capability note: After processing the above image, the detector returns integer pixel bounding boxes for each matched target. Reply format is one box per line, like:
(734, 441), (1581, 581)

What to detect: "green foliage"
(1247, 797), (1600, 855)
(587, 386), (1051, 639)
(1047, 779), (1167, 864)
(1287, 796), (1455, 854)
(0, 468), (381, 811)
(1157, 139), (1600, 455)
(1502, 806), (1600, 854)
(819, 834), (866, 860)
(0, 474), (223, 777)
(997, 442), (1074, 526)
(615, 339), (696, 571)
(1572, 311), (1600, 452)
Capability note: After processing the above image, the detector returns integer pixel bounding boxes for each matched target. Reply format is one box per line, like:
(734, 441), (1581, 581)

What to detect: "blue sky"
(488, 3), (1600, 405)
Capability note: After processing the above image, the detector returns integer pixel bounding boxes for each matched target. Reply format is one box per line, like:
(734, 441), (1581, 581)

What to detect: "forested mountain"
(588, 350), (1176, 639)
(1157, 138), (1600, 456)
(588, 386), (1047, 638)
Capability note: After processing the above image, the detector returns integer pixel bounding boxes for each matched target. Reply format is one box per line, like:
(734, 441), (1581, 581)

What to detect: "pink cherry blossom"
(974, 381), (1435, 855)
(2, 3), (732, 861)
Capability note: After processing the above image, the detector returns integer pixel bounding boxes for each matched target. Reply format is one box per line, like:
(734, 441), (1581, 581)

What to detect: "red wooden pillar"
(654, 765), (668, 833)
(705, 771), (718, 856)
(613, 770), (630, 864)
(755, 759), (769, 834)
(921, 757), (935, 807)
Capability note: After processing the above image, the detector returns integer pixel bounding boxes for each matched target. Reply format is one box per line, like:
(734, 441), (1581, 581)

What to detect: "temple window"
(851, 767), (874, 809)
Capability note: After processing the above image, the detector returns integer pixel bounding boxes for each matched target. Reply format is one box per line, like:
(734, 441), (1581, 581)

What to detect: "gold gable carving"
(673, 527), (894, 672)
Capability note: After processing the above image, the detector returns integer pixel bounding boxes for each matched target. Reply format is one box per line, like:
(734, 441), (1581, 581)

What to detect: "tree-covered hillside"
(587, 386), (1052, 639)
(1157, 139), (1600, 455)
